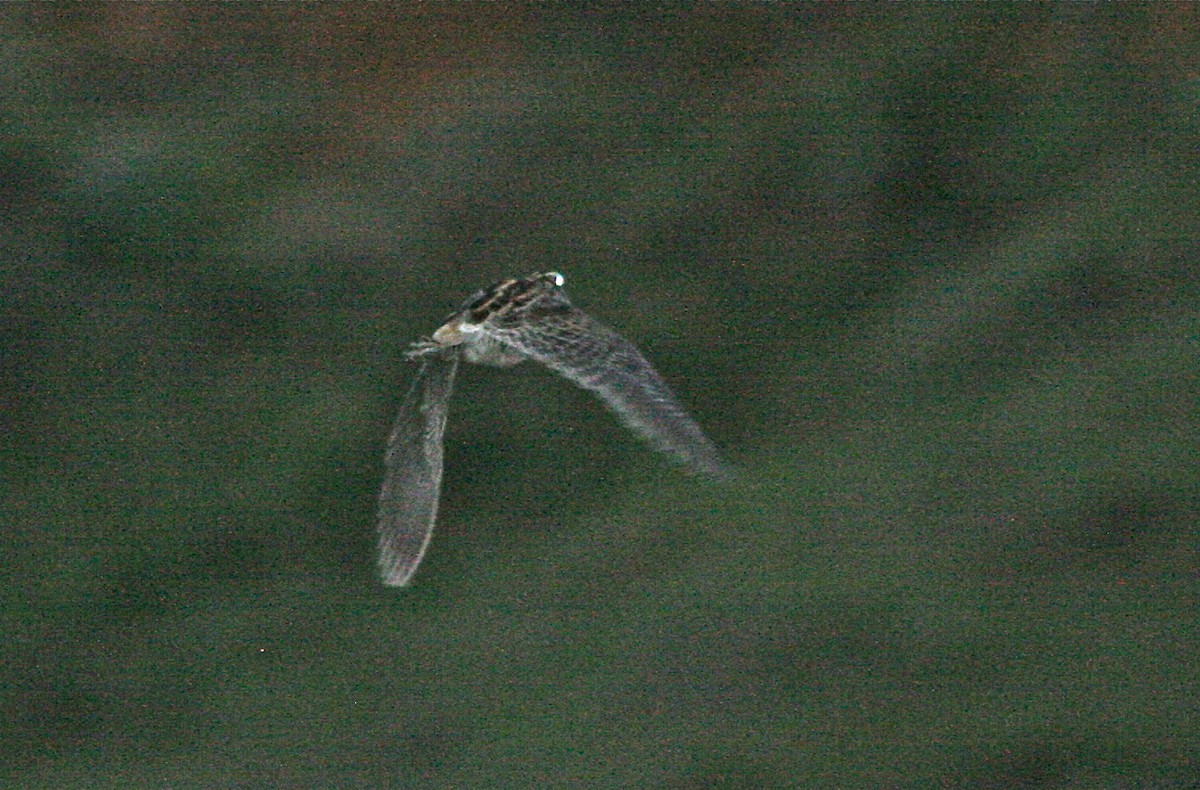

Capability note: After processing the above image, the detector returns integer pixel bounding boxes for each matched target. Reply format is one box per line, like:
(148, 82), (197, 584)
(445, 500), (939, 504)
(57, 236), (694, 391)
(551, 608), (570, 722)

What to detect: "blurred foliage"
(2, 4), (1198, 787)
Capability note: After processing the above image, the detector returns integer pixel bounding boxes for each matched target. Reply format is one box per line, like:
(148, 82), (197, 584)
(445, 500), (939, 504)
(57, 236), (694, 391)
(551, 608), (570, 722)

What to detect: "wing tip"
(378, 557), (419, 588)
(376, 529), (430, 588)
(685, 454), (737, 483)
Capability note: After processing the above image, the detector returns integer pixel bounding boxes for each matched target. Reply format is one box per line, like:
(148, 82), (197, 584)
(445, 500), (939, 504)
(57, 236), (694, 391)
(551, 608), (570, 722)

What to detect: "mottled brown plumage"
(377, 272), (729, 586)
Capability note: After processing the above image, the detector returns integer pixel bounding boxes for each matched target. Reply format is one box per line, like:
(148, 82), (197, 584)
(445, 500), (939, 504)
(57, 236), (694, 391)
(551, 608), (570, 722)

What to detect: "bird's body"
(377, 271), (729, 586)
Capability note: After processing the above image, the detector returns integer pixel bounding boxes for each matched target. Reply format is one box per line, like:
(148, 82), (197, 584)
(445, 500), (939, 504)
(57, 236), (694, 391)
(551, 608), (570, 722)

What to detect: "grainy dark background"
(3, 5), (1198, 786)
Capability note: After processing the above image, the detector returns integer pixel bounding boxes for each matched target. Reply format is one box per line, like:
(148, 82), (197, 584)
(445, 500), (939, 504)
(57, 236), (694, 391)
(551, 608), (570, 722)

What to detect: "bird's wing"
(489, 307), (730, 478)
(377, 352), (459, 586)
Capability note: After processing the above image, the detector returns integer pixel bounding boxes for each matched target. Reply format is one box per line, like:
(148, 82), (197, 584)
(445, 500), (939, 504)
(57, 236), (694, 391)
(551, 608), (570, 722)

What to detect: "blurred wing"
(376, 352), (459, 586)
(491, 308), (730, 478)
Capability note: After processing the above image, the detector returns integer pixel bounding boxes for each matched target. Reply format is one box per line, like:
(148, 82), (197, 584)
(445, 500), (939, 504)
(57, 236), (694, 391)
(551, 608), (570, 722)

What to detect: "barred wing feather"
(376, 353), (459, 586)
(491, 308), (729, 479)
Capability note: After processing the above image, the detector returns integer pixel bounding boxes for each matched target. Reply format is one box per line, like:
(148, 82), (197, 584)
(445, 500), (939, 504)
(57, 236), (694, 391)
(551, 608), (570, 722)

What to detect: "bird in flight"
(376, 271), (730, 586)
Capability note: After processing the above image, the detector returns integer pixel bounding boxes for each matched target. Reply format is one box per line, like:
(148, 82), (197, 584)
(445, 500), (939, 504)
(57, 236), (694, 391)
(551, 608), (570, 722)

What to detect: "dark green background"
(3, 6), (1197, 786)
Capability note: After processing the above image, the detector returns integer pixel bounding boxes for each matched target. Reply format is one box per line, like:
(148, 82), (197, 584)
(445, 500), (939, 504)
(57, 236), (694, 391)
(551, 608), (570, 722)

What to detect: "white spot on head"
(547, 271), (565, 287)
